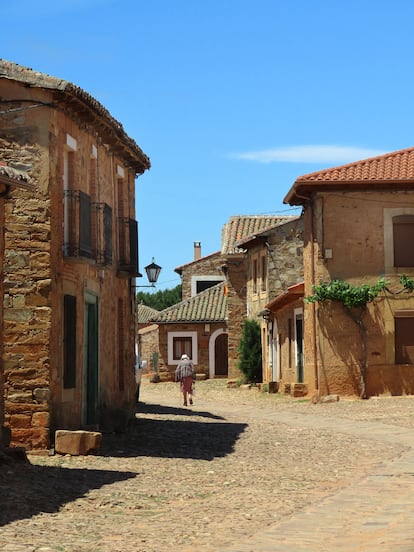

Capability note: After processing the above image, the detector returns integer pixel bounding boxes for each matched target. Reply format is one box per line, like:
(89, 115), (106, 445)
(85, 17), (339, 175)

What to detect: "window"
(196, 280), (222, 294)
(252, 258), (258, 294)
(173, 337), (192, 360)
(63, 190), (93, 258)
(118, 218), (139, 275)
(261, 255), (267, 292)
(63, 136), (76, 252)
(393, 215), (414, 267)
(63, 294), (77, 388)
(95, 203), (112, 265)
(395, 313), (414, 364)
(168, 331), (198, 364)
(191, 276), (225, 297)
(384, 208), (414, 270)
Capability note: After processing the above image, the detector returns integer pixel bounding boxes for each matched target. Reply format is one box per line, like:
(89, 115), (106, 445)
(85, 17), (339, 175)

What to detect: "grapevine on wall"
(305, 276), (414, 399)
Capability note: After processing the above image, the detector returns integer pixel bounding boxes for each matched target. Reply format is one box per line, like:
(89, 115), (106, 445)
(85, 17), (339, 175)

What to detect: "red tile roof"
(284, 146), (414, 205)
(221, 215), (297, 254)
(151, 282), (227, 323)
(0, 59), (150, 173)
(174, 251), (221, 274)
(265, 282), (304, 311)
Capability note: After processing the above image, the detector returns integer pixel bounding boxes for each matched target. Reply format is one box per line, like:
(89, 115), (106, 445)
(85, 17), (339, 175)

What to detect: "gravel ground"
(0, 379), (411, 552)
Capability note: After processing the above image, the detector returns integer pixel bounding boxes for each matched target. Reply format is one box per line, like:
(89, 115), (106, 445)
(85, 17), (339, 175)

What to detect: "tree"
(136, 285), (182, 311)
(237, 319), (262, 384)
(305, 278), (388, 399)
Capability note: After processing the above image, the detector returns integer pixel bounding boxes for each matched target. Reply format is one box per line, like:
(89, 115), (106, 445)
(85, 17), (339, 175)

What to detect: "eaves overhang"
(265, 282), (304, 312)
(284, 179), (414, 206)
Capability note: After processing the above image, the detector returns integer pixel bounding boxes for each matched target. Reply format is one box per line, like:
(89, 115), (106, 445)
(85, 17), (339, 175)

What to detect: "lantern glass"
(144, 259), (162, 284)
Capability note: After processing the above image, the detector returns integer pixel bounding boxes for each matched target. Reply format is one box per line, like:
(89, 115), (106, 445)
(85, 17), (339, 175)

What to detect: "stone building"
(264, 282), (305, 396)
(168, 216), (300, 381)
(0, 60), (150, 450)
(151, 283), (227, 381)
(234, 217), (304, 385)
(284, 146), (414, 397)
(221, 215), (302, 379)
(175, 244), (225, 301)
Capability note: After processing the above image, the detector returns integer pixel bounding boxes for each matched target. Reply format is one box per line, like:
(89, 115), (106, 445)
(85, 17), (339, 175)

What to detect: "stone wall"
(156, 322), (226, 381)
(180, 252), (224, 300)
(0, 198), (4, 449)
(224, 254), (248, 379)
(1, 120), (52, 449)
(138, 324), (160, 376)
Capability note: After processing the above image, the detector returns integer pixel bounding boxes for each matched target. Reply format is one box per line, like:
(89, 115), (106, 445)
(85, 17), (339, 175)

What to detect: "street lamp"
(136, 258), (162, 288)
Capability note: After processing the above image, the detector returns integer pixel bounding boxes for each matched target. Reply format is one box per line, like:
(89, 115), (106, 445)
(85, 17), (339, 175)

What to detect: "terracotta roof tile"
(284, 146), (414, 205)
(152, 282), (227, 323)
(221, 215), (297, 254)
(297, 146), (414, 183)
(0, 59), (150, 173)
(174, 251), (221, 274)
(265, 282), (304, 311)
(235, 216), (301, 248)
(137, 304), (160, 324)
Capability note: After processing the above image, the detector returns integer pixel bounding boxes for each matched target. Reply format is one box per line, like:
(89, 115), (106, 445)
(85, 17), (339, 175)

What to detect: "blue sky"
(2, 0), (414, 289)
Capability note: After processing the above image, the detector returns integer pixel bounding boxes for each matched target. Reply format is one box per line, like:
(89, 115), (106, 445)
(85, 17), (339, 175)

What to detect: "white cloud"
(231, 145), (387, 164)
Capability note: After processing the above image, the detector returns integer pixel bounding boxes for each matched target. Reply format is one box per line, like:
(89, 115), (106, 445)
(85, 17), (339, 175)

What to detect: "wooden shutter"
(395, 316), (414, 364)
(393, 215), (414, 267)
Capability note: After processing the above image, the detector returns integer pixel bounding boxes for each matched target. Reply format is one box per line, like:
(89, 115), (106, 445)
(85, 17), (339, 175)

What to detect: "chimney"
(194, 241), (201, 261)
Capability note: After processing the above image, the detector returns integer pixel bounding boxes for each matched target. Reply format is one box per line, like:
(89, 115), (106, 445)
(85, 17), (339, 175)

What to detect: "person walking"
(175, 354), (196, 406)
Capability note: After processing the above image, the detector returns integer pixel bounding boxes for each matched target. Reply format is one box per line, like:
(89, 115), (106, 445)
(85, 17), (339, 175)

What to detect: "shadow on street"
(137, 400), (226, 420)
(0, 463), (136, 527)
(100, 402), (247, 460)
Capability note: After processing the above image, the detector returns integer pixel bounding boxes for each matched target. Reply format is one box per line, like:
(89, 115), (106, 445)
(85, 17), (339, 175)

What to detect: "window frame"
(395, 311), (414, 365)
(384, 208), (414, 271)
(168, 331), (198, 365)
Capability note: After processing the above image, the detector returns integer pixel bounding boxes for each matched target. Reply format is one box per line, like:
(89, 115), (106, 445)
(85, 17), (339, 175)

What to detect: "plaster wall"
(303, 191), (414, 397)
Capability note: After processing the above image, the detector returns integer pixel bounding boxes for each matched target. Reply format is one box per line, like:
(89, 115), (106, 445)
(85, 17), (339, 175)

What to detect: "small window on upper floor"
(261, 255), (267, 292)
(252, 258), (258, 294)
(393, 215), (414, 267)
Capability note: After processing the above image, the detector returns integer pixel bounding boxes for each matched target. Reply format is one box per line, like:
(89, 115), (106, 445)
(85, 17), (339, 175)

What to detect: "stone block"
(55, 430), (102, 456)
(33, 388), (51, 402)
(321, 394), (339, 403)
(11, 428), (49, 451)
(10, 414), (31, 429)
(32, 411), (50, 428)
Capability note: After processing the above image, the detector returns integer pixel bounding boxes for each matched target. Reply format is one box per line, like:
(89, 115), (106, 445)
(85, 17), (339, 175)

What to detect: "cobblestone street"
(1, 380), (414, 551)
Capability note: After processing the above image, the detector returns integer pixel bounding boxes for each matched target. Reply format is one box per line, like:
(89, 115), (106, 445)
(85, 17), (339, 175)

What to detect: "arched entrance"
(209, 329), (228, 378)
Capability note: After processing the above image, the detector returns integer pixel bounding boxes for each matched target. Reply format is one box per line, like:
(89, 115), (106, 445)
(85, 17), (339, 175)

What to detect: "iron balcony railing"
(64, 190), (112, 266)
